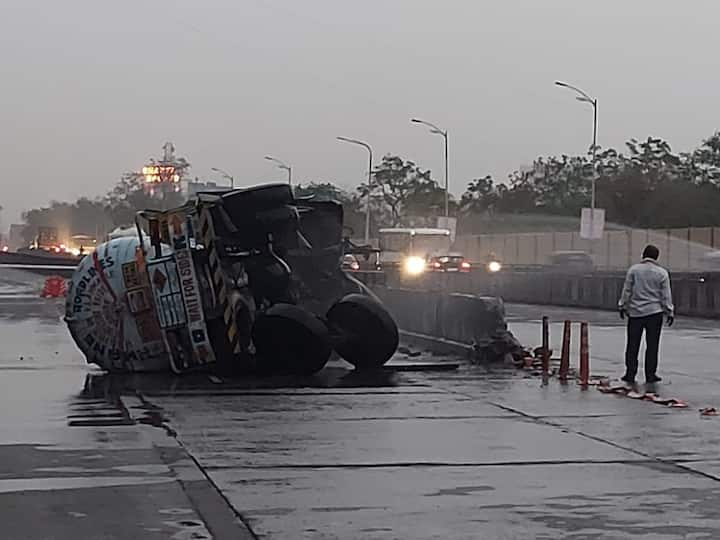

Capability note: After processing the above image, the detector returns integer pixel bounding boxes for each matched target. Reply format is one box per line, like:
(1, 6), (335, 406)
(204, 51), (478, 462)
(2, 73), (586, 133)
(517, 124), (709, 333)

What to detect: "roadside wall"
(453, 227), (720, 272)
(373, 270), (720, 319)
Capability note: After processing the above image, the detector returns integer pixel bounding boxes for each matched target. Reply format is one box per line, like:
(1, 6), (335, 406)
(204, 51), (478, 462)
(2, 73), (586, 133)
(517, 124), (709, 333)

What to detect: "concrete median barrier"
(373, 287), (442, 337)
(437, 293), (506, 344)
(358, 268), (720, 318)
(372, 287), (522, 362)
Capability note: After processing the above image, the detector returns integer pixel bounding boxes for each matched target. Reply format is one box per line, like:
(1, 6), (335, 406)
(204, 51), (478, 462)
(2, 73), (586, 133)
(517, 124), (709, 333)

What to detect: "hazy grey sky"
(2, 0), (719, 225)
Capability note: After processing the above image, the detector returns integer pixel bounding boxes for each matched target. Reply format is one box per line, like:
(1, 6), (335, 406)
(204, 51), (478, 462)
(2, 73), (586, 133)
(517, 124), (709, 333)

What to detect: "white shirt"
(618, 258), (674, 318)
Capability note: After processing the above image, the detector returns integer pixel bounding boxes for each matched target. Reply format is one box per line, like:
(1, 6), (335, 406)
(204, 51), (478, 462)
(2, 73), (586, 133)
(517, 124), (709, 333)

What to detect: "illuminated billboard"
(142, 165), (180, 184)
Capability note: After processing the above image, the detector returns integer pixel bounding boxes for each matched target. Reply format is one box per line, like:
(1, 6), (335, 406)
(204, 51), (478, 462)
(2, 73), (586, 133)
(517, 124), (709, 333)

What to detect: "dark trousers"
(624, 313), (664, 379)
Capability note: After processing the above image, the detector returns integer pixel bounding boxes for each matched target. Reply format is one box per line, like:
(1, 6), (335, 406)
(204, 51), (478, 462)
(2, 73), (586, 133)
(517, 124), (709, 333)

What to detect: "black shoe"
(646, 375), (662, 384)
(621, 375), (635, 384)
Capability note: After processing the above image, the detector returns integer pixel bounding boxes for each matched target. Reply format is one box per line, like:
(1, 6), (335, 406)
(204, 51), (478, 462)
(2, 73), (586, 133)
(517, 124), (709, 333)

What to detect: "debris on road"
(668, 399), (689, 408)
(596, 382), (690, 409)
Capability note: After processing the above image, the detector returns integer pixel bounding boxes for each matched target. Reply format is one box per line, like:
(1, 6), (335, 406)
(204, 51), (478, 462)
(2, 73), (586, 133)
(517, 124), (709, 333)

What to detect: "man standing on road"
(618, 245), (674, 384)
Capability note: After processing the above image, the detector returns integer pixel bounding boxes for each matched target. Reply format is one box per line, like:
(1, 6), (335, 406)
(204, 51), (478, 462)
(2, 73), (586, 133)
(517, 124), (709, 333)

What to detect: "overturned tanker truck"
(65, 183), (399, 375)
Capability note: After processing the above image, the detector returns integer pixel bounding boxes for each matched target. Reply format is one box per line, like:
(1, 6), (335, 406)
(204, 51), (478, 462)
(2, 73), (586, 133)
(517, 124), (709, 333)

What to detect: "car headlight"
(487, 261), (502, 273)
(404, 256), (426, 275)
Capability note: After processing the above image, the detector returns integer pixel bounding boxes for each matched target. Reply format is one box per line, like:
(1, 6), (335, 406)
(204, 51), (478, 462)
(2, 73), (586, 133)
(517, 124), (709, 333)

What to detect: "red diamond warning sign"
(152, 268), (167, 292)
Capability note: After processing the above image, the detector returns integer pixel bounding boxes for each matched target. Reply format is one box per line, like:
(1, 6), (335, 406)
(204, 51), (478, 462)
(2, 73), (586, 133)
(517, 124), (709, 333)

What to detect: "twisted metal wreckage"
(65, 184), (399, 374)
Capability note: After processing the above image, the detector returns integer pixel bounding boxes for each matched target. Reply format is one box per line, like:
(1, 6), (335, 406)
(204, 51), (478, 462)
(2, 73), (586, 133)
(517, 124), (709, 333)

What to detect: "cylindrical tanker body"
(63, 184), (400, 375)
(65, 237), (171, 372)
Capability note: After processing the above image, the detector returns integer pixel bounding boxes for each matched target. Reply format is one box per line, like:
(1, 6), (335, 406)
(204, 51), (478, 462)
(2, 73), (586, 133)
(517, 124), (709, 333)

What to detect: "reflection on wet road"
(3, 270), (720, 539)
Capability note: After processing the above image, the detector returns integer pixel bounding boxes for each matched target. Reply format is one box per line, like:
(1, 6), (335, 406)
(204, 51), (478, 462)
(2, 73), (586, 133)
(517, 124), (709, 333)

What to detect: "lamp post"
(555, 81), (598, 210)
(210, 167), (234, 189)
(264, 156), (292, 186)
(337, 136), (373, 245)
(411, 118), (449, 217)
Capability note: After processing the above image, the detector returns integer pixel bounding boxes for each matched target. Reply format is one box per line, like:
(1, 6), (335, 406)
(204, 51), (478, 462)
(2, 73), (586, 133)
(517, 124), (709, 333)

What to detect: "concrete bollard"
(579, 321), (589, 387)
(559, 320), (571, 382)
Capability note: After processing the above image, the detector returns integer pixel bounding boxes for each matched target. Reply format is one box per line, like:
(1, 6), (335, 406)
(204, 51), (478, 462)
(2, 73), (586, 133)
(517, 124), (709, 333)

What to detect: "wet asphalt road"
(3, 268), (720, 539)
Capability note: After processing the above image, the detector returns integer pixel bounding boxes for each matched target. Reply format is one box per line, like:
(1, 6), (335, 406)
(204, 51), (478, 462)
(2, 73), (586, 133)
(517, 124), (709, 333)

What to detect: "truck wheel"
(326, 294), (399, 370)
(252, 304), (331, 375)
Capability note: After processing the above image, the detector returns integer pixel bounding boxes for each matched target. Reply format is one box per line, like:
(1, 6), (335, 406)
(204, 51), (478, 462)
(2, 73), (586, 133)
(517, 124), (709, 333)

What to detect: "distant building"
(8, 224), (27, 251)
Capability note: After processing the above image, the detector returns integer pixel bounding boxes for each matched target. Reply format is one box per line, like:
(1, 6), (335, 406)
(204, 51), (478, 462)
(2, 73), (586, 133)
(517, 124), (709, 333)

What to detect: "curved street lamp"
(337, 136), (373, 244)
(555, 80), (598, 210)
(411, 117), (449, 217)
(264, 156), (292, 186)
(210, 167), (234, 189)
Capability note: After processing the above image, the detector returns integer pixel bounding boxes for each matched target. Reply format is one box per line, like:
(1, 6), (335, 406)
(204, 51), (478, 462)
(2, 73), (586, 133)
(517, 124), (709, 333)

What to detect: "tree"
(509, 156), (591, 215)
(359, 155), (449, 227)
(690, 132), (720, 184)
(104, 172), (185, 227)
(460, 176), (498, 215)
(22, 198), (113, 244)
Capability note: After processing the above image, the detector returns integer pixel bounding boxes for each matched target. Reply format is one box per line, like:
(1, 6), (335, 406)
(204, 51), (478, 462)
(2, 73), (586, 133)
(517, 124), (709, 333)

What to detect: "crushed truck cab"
(65, 183), (399, 375)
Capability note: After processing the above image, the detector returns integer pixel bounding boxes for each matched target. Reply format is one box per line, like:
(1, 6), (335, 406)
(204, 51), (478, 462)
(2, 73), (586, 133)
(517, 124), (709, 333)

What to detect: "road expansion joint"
(120, 393), (259, 540)
(487, 400), (720, 485)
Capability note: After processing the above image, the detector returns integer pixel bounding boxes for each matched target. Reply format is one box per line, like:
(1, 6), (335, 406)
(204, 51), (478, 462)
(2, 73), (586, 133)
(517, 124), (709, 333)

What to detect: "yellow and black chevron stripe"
(198, 206), (243, 355)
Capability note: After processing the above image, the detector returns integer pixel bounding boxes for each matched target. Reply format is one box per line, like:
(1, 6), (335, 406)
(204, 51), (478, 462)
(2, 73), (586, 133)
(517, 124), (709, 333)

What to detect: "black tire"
(252, 303), (331, 375)
(326, 294), (399, 370)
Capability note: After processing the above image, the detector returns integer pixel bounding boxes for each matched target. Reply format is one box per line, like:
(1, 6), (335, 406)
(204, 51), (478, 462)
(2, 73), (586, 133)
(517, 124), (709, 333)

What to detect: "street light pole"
(592, 101), (598, 209)
(264, 156), (292, 186)
(337, 136), (373, 245)
(210, 167), (234, 189)
(411, 118), (449, 217)
(555, 81), (598, 210)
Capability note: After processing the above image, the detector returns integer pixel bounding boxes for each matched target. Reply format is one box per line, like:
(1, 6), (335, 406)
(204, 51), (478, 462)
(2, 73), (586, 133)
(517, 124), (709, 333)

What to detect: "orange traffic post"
(541, 316), (550, 378)
(579, 321), (590, 387)
(559, 320), (571, 382)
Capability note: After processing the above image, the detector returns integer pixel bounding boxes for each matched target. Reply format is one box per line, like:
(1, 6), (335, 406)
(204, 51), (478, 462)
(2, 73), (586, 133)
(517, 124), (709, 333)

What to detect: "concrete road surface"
(3, 270), (720, 539)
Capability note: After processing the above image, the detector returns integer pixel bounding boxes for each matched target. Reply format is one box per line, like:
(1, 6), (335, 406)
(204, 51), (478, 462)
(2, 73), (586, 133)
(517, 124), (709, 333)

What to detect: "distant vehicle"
(35, 226), (60, 251)
(353, 249), (382, 271)
(18, 226), (82, 258)
(68, 234), (97, 256)
(340, 235), (382, 271)
(378, 227), (452, 276)
(547, 250), (594, 272)
(341, 254), (360, 272)
(428, 253), (472, 273)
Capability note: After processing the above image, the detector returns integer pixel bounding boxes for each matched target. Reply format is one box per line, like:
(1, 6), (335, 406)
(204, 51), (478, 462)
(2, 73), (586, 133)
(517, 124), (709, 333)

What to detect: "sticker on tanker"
(147, 258), (186, 329)
(167, 211), (216, 371)
(65, 236), (170, 372)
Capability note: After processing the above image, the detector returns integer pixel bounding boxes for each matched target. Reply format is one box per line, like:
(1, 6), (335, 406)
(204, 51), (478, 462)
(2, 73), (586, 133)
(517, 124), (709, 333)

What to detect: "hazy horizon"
(2, 0), (719, 227)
